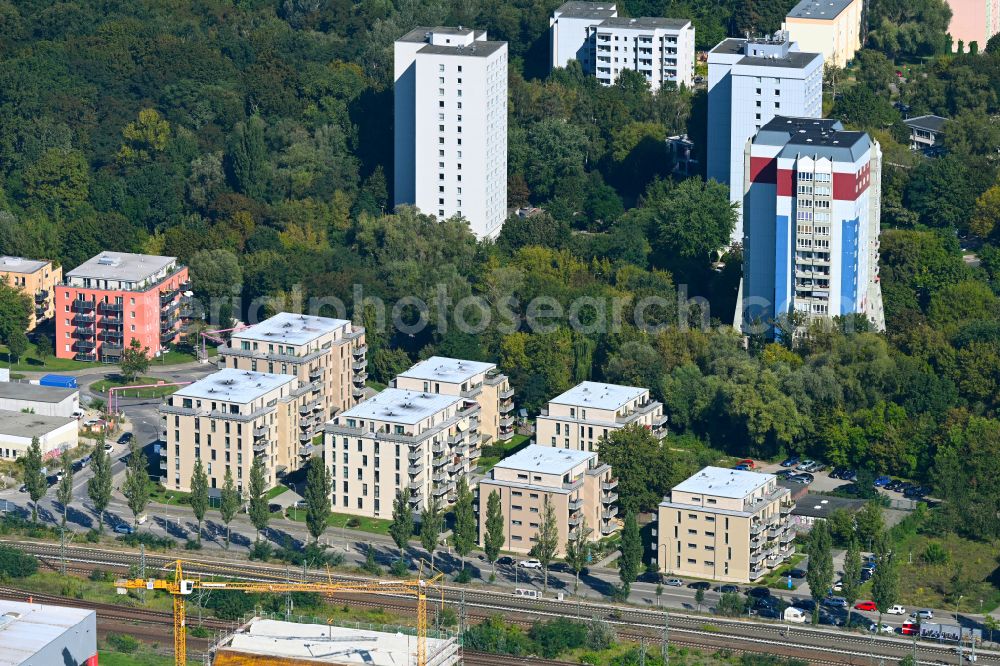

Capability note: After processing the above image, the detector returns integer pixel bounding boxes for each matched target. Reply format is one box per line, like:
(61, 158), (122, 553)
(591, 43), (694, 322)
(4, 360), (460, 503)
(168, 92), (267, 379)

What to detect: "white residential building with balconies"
(393, 356), (516, 449)
(535, 381), (666, 453)
(322, 388), (481, 518)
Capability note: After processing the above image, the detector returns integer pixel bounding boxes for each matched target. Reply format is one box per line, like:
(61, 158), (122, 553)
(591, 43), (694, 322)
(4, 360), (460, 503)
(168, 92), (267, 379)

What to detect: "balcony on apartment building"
(615, 399), (660, 424)
(73, 325), (96, 338)
(34, 306), (46, 319)
(71, 299), (95, 312)
(160, 288), (179, 305)
(34, 290), (48, 303)
(98, 301), (123, 314)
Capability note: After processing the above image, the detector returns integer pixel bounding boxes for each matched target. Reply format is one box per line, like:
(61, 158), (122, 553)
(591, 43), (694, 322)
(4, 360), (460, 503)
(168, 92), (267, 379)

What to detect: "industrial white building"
(0, 600), (97, 666)
(0, 410), (78, 461)
(706, 34), (823, 244)
(394, 26), (508, 240)
(550, 2), (695, 89)
(0, 383), (79, 418)
(742, 117), (885, 335)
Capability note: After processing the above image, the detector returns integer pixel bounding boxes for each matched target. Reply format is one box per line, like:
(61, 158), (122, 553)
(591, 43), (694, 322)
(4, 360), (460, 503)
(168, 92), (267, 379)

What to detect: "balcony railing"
(99, 330), (123, 342)
(602, 479), (618, 491)
(74, 340), (95, 351)
(568, 497), (583, 511)
(353, 372), (367, 385)
(602, 492), (618, 505)
(353, 344), (367, 358)
(74, 314), (96, 325)
(352, 359), (367, 372)
(72, 300), (95, 312)
(73, 326), (95, 337)
(34, 306), (46, 318)
(499, 387), (515, 400)
(75, 353), (97, 362)
(98, 301), (123, 314)
(160, 288), (179, 304)
(34, 290), (48, 303)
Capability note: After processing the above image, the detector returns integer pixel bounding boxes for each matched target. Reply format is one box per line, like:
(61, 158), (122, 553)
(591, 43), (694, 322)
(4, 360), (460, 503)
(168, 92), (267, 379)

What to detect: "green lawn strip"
(285, 508), (392, 536)
(91, 376), (181, 398)
(477, 433), (531, 473)
(266, 485), (289, 500)
(762, 553), (806, 590)
(99, 652), (174, 666)
(0, 344), (201, 373)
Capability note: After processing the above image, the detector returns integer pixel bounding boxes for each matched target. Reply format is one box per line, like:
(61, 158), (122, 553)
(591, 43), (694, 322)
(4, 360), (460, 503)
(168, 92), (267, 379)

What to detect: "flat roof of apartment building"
(598, 16), (690, 30)
(0, 600), (95, 664)
(548, 381), (647, 411)
(756, 116), (870, 162)
(0, 256), (48, 274)
(709, 37), (821, 69)
(787, 0), (855, 20)
(65, 252), (176, 282)
(0, 383), (76, 403)
(340, 388), (462, 425)
(174, 369), (297, 405)
(232, 313), (351, 346)
(554, 1), (618, 19)
(397, 356), (495, 384)
(493, 444), (594, 476)
(0, 410), (76, 438)
(672, 466), (775, 499)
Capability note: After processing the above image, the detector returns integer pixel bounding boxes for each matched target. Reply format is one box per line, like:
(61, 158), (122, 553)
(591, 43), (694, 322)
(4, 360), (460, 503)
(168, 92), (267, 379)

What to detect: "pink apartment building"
(947, 0), (1000, 51)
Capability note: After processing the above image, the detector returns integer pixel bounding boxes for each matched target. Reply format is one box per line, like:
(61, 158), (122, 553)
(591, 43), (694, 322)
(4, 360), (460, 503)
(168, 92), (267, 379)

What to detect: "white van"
(783, 606), (807, 624)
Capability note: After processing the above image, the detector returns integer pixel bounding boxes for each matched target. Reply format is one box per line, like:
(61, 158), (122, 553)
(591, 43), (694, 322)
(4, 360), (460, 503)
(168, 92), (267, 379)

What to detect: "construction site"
(210, 617), (462, 666)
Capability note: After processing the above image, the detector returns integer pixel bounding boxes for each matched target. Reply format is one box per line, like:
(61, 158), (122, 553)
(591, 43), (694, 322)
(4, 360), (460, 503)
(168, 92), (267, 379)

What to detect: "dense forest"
(0, 0), (999, 539)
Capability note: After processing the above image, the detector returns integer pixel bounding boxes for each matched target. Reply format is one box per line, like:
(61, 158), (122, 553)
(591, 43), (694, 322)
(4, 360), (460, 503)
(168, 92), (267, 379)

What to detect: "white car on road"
(518, 559), (542, 569)
(664, 578), (684, 587)
(886, 604), (906, 615)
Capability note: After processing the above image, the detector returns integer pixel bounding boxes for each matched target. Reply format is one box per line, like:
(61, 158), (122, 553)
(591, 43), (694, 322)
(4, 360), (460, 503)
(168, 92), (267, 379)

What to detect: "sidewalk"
(17, 359), (208, 381)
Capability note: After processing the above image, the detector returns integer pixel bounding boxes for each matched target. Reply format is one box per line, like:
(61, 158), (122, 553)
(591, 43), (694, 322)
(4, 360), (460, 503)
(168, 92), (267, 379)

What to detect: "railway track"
(13, 539), (994, 666)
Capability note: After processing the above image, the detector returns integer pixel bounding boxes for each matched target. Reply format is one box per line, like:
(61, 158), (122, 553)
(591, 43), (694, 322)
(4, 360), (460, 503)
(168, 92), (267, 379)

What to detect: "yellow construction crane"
(115, 560), (442, 666)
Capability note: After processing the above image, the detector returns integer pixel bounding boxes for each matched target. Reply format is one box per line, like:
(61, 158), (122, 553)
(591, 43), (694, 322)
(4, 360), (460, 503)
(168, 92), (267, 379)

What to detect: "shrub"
(118, 532), (175, 551)
(184, 539), (202, 550)
(717, 592), (748, 617)
(346, 517), (361, 528)
(454, 568), (472, 583)
(437, 607), (457, 627)
(89, 569), (114, 582)
(203, 590), (257, 620)
(248, 541), (273, 561)
(84, 529), (100, 543)
(188, 625), (210, 638)
(528, 617), (588, 658)
(0, 545), (38, 578)
(390, 558), (409, 577)
(922, 542), (950, 565)
(105, 633), (140, 653)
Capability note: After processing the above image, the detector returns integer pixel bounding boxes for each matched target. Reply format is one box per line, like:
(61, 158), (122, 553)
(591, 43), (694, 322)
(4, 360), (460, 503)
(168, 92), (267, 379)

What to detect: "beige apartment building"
(393, 356), (516, 451)
(656, 467), (794, 583)
(478, 444), (619, 556)
(218, 313), (367, 450)
(159, 369), (312, 493)
(536, 381), (666, 452)
(322, 388), (480, 518)
(0, 256), (62, 331)
(782, 0), (862, 69)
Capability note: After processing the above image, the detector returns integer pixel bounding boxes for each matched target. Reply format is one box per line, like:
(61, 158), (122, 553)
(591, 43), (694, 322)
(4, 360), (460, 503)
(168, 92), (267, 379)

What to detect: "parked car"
(875, 623), (896, 635)
(118, 432), (134, 445)
(789, 473), (814, 484)
(17, 484), (27, 493)
(886, 480), (904, 491)
(832, 579), (843, 592)
(861, 569), (874, 583)
(787, 568), (806, 579)
(797, 460), (817, 471)
(887, 605), (907, 615)
(791, 598), (816, 611)
(911, 609), (934, 620)
(71, 409), (85, 420)
(747, 587), (771, 599)
(496, 556), (515, 566)
(738, 459), (756, 469)
(810, 463), (827, 473)
(776, 470), (794, 480)
(55, 469), (64, 480)
(830, 467), (847, 479)
(854, 601), (877, 611)
(688, 581), (711, 590)
(818, 611), (842, 626)
(842, 469), (857, 481)
(664, 578), (684, 587)
(844, 615), (877, 631)
(518, 559), (542, 569)
(734, 464), (751, 471)
(268, 503), (283, 513)
(114, 524), (134, 535)
(874, 475), (892, 487)
(780, 456), (800, 468)
(822, 595), (848, 608)
(719, 584), (740, 594)
(103, 441), (114, 452)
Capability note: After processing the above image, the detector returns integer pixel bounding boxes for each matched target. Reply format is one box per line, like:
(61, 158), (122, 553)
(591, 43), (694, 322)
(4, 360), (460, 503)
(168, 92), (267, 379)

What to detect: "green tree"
(563, 517), (592, 595)
(34, 334), (52, 361)
(118, 109), (170, 163)
(6, 330), (28, 365)
(483, 490), (505, 576)
(389, 489), (413, 561)
(650, 178), (737, 262)
(0, 281), (31, 344)
(717, 592), (747, 617)
(119, 338), (150, 384)
(969, 184), (1000, 238)
(531, 495), (560, 593)
(842, 538), (863, 629)
(188, 249), (243, 300)
(22, 147), (90, 213)
(87, 435), (113, 534)
(806, 521), (834, 624)
(189, 458), (209, 544)
(450, 478), (476, 570)
(855, 502), (885, 549)
(55, 449), (74, 527)
(597, 424), (674, 515)
(247, 454), (269, 542)
(219, 467), (241, 549)
(618, 511), (642, 597)
(871, 531), (899, 632)
(21, 436), (46, 523)
(122, 442), (151, 529)
(420, 496), (444, 570)
(695, 587), (706, 612)
(227, 115), (267, 198)
(304, 458), (332, 544)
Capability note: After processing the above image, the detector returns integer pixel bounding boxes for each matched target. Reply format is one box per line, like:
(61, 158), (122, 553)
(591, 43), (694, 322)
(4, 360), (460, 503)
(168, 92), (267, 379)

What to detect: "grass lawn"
(286, 508), (392, 536)
(91, 376), (182, 398)
(99, 652), (174, 666)
(0, 342), (202, 373)
(367, 379), (387, 391)
(762, 553), (806, 590)
(24, 570), (175, 613)
(266, 485), (289, 500)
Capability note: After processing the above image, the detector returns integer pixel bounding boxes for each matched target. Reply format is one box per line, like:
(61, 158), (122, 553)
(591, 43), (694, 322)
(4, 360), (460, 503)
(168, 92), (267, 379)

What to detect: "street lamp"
(956, 595), (964, 623)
